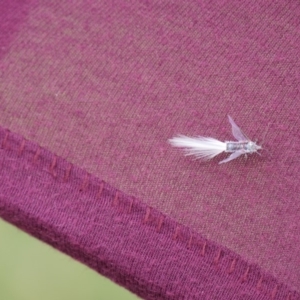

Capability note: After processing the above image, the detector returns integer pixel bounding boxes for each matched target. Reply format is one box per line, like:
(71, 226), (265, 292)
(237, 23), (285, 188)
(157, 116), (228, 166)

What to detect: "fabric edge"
(0, 125), (298, 300)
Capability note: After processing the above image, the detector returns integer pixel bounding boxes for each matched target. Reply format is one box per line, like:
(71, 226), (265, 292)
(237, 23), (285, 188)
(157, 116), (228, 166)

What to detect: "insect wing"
(219, 150), (244, 164)
(228, 115), (249, 141)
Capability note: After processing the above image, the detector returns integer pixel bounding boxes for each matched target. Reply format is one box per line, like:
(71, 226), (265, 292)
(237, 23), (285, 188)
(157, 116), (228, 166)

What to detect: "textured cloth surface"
(1, 0), (300, 298)
(0, 127), (298, 299)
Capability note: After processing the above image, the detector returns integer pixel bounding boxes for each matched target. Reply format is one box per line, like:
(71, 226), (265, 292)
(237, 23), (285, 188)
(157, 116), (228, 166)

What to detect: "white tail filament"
(169, 135), (226, 160)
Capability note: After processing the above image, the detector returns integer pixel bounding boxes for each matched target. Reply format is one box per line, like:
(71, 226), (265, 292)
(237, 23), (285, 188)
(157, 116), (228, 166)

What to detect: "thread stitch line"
(18, 139), (25, 156)
(64, 164), (72, 182)
(144, 207), (151, 223)
(0, 127), (298, 299)
(33, 147), (41, 164)
(2, 130), (9, 149)
(156, 216), (164, 232)
(49, 156), (57, 178)
(228, 259), (236, 274)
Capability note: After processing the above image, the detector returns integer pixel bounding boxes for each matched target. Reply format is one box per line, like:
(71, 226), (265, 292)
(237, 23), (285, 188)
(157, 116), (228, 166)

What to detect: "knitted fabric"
(1, 1), (300, 299)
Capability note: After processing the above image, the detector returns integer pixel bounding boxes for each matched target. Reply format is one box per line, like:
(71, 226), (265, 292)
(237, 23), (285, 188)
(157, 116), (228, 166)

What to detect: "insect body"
(226, 141), (258, 152)
(169, 115), (261, 164)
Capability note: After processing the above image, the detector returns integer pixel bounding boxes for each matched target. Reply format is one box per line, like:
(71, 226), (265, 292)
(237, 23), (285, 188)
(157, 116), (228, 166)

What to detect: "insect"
(169, 115), (262, 164)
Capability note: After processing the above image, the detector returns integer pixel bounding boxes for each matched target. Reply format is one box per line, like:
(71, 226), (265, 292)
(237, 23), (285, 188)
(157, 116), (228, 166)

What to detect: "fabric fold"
(0, 126), (298, 299)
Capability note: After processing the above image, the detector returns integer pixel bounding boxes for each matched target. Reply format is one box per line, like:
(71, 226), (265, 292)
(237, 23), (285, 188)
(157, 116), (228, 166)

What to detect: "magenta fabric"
(1, 0), (300, 299)
(0, 127), (298, 299)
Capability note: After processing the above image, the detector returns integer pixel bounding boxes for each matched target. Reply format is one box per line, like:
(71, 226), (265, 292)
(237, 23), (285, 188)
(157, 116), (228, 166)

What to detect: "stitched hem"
(0, 126), (298, 300)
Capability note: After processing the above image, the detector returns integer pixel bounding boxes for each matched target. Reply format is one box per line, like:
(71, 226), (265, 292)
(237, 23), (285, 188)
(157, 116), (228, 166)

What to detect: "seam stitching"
(0, 127), (298, 299)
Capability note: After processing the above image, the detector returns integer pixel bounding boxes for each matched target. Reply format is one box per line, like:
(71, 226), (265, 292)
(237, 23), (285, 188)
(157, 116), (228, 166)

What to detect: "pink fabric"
(1, 0), (300, 299)
(0, 126), (298, 299)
